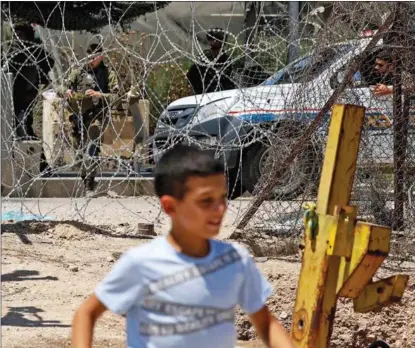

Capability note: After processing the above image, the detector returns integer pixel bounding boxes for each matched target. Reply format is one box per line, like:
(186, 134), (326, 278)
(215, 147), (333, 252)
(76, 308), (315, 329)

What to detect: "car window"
(263, 44), (355, 86)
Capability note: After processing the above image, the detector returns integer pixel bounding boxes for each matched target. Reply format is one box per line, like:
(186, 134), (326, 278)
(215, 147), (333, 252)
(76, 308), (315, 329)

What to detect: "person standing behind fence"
(59, 43), (119, 197)
(371, 50), (415, 97)
(186, 28), (235, 95)
(4, 22), (54, 139)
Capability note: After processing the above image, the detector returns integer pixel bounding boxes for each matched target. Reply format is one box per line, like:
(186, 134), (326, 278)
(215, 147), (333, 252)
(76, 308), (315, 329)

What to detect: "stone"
(357, 327), (366, 335)
(228, 229), (244, 240)
(112, 252), (122, 260)
(70, 266), (79, 272)
(115, 226), (127, 234)
(254, 257), (268, 263)
(107, 190), (119, 198)
(137, 223), (156, 236)
(279, 311), (289, 320)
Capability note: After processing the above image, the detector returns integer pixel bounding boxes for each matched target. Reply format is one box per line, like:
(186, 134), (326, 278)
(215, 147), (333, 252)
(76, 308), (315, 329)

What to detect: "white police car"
(151, 36), (414, 199)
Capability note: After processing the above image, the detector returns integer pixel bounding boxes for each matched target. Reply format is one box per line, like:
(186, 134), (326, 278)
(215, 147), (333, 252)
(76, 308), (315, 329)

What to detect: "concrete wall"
(1, 71), (15, 196)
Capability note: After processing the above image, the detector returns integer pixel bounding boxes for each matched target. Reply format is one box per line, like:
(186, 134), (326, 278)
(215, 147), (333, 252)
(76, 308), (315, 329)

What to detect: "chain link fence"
(1, 2), (414, 263)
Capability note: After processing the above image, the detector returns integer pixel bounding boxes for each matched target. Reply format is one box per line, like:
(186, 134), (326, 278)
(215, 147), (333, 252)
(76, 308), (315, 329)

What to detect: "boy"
(72, 144), (294, 348)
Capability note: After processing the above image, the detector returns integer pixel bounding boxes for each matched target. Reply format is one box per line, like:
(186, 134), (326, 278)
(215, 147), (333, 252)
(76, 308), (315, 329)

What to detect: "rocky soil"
(2, 216), (414, 348)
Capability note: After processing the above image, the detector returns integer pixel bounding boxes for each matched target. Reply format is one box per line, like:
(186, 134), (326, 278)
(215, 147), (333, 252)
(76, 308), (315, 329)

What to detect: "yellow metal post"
(290, 104), (408, 347)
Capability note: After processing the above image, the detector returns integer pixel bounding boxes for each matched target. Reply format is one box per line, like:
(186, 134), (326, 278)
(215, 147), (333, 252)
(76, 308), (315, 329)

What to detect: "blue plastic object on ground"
(1, 211), (55, 222)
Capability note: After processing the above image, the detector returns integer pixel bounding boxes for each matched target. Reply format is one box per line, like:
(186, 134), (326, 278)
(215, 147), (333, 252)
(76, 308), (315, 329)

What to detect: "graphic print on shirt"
(139, 248), (242, 336)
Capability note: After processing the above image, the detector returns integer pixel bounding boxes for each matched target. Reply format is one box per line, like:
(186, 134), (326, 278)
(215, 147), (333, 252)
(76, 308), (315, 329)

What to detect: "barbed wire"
(1, 2), (414, 263)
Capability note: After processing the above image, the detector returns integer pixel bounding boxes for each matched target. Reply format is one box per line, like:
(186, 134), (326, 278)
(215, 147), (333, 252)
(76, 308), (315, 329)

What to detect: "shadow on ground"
(1, 220), (154, 244)
(1, 270), (58, 282)
(1, 306), (70, 328)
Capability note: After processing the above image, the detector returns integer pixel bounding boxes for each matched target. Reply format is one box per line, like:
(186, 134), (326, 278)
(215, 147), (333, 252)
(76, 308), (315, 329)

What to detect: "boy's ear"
(160, 195), (177, 215)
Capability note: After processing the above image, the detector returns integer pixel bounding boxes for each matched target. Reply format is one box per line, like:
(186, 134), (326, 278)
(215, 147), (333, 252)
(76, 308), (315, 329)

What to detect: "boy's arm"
(236, 244), (294, 348)
(249, 305), (294, 348)
(72, 252), (142, 348)
(72, 294), (107, 348)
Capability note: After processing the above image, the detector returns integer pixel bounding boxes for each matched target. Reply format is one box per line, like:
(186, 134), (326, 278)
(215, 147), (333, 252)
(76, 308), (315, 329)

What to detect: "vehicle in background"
(151, 37), (414, 199)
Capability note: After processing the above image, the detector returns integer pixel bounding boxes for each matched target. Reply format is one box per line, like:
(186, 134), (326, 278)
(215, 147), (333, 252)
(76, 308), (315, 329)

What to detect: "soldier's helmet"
(13, 22), (35, 42)
(87, 43), (104, 55)
(206, 28), (227, 44)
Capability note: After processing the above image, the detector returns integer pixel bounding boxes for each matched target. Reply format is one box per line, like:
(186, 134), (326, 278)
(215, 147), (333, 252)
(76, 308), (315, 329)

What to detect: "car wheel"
(242, 136), (322, 200)
(227, 166), (245, 200)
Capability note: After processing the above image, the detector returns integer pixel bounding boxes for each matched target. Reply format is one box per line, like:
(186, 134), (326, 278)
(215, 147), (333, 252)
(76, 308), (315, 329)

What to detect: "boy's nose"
(214, 202), (226, 216)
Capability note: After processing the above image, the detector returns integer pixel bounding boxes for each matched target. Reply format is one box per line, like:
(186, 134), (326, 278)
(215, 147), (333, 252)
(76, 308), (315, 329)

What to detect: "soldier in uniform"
(4, 22), (54, 138)
(62, 43), (119, 196)
(186, 28), (235, 95)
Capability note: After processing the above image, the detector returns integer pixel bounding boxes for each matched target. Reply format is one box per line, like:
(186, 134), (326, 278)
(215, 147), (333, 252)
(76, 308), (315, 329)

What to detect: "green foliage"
(107, 30), (147, 96)
(2, 23), (12, 41)
(256, 36), (315, 73)
(145, 60), (193, 133)
(256, 37), (289, 73)
(32, 94), (44, 139)
(105, 30), (194, 134)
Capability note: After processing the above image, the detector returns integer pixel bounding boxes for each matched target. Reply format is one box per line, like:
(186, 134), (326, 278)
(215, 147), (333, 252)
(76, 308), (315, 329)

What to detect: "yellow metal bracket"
(354, 275), (409, 313)
(290, 104), (409, 348)
(327, 205), (357, 258)
(337, 222), (390, 298)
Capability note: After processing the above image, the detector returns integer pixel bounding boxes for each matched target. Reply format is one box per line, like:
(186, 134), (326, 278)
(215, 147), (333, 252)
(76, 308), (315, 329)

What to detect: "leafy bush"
(145, 60), (193, 133)
(32, 94), (44, 138)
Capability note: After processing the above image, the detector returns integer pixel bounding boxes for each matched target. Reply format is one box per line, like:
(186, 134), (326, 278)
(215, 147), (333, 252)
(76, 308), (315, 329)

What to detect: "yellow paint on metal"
(291, 104), (365, 348)
(353, 275), (409, 313)
(327, 205), (357, 258)
(316, 105), (364, 216)
(337, 223), (390, 298)
(290, 104), (408, 348)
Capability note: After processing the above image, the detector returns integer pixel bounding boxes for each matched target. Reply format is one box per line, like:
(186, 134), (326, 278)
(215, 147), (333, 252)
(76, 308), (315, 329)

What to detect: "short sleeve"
(95, 252), (142, 315)
(238, 249), (273, 314)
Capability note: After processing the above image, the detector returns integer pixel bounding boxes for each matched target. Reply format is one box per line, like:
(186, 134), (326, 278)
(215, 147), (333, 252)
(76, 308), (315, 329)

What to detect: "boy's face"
(161, 174), (228, 238)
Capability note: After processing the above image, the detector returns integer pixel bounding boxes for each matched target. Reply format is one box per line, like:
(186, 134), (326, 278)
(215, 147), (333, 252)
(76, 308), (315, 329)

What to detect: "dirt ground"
(2, 198), (415, 348)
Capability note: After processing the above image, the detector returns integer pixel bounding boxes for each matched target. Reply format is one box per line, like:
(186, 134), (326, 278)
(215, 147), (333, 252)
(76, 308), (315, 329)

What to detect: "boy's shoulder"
(122, 238), (252, 264)
(123, 237), (169, 261)
(210, 239), (252, 261)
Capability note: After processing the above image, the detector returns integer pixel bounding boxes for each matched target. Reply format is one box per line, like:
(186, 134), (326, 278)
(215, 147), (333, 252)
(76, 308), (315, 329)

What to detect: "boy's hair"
(154, 144), (225, 199)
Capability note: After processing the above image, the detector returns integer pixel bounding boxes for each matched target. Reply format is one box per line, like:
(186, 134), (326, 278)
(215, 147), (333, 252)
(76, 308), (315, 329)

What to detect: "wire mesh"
(1, 2), (414, 263)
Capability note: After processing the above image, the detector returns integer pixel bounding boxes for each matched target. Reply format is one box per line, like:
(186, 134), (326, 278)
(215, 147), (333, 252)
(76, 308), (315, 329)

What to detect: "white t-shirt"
(95, 236), (272, 348)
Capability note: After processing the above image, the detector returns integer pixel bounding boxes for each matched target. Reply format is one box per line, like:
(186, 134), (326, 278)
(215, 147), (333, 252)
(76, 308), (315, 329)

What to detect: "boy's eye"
(200, 198), (213, 205)
(199, 195), (227, 207)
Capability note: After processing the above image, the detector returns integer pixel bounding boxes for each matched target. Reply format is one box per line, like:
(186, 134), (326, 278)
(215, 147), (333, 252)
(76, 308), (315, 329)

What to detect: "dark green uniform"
(186, 49), (235, 95)
(5, 39), (54, 138)
(60, 62), (119, 191)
